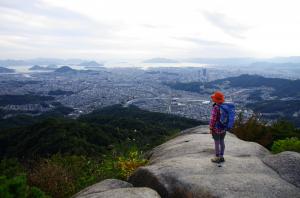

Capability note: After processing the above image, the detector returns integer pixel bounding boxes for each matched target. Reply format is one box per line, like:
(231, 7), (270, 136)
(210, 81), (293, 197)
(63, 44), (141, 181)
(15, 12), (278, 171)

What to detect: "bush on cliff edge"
(271, 137), (300, 153)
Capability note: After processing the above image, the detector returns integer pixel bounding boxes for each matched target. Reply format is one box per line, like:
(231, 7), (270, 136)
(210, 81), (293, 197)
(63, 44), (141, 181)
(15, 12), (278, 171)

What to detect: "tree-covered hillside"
(0, 94), (54, 106)
(0, 104), (203, 197)
(165, 74), (300, 97)
(0, 104), (203, 159)
(0, 105), (74, 129)
(246, 100), (300, 127)
(212, 74), (300, 97)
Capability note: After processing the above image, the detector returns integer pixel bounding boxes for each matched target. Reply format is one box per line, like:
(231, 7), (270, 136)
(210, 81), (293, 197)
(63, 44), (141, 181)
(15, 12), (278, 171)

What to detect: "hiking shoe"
(211, 157), (221, 163)
(219, 157), (225, 162)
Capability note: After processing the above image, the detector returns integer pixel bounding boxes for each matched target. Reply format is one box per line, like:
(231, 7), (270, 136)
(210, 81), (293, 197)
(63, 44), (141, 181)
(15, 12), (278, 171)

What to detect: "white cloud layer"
(0, 0), (300, 60)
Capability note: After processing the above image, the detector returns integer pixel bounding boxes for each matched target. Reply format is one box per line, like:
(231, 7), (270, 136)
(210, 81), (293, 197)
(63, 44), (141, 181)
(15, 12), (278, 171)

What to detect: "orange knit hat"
(211, 91), (225, 104)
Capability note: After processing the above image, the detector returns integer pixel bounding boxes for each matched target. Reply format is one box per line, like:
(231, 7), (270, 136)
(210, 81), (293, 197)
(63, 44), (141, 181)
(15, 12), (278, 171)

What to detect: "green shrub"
(28, 186), (49, 198)
(0, 175), (48, 198)
(233, 114), (300, 150)
(116, 149), (147, 179)
(232, 114), (273, 148)
(270, 120), (300, 140)
(271, 137), (300, 153)
(0, 159), (48, 198)
(0, 158), (24, 178)
(100, 146), (148, 180)
(0, 175), (27, 198)
(47, 155), (104, 190)
(27, 147), (148, 197)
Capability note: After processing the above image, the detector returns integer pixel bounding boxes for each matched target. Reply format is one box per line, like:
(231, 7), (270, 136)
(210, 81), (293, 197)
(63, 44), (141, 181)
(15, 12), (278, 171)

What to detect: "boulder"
(82, 187), (161, 198)
(129, 125), (300, 198)
(263, 151), (300, 187)
(73, 179), (160, 198)
(73, 179), (132, 197)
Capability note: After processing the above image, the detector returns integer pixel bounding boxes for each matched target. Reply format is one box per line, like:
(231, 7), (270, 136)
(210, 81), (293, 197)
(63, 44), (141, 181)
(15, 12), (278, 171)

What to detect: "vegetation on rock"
(233, 113), (300, 151)
(271, 137), (300, 153)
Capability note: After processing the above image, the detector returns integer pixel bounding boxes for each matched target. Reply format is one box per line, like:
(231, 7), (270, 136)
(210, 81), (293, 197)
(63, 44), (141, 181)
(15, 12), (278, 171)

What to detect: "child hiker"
(210, 91), (226, 163)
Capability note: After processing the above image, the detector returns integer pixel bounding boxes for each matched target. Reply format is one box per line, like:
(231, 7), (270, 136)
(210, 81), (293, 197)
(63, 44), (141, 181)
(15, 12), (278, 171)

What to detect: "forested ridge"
(0, 104), (203, 197)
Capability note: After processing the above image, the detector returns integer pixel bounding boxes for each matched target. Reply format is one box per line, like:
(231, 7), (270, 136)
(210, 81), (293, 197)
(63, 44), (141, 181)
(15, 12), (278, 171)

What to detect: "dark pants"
(212, 132), (226, 157)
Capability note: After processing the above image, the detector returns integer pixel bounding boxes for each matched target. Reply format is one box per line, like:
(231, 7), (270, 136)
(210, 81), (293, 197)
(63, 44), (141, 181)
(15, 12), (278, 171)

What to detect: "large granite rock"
(129, 125), (300, 198)
(263, 151), (300, 187)
(73, 179), (160, 198)
(83, 187), (161, 198)
(73, 179), (132, 197)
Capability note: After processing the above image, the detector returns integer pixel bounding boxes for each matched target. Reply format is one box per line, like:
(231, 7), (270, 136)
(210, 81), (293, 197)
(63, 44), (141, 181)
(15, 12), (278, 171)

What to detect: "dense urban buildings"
(2, 63), (296, 123)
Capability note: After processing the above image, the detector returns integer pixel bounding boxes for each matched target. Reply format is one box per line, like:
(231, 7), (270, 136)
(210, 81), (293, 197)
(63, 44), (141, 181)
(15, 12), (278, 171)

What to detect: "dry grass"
(28, 159), (76, 198)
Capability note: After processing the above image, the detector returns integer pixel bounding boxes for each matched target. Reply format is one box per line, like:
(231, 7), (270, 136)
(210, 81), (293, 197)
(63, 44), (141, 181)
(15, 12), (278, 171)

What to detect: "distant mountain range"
(47, 64), (58, 69)
(28, 65), (103, 73)
(0, 66), (15, 73)
(54, 66), (77, 73)
(29, 65), (56, 71)
(1, 56), (300, 67)
(78, 61), (104, 67)
(53, 66), (104, 73)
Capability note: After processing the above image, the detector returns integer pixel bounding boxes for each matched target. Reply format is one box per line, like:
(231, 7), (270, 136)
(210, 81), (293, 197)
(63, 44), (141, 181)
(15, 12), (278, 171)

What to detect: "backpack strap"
(216, 104), (227, 131)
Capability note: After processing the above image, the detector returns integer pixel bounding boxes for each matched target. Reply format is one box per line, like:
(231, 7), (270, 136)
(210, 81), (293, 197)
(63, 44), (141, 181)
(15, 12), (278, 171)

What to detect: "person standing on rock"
(210, 91), (226, 163)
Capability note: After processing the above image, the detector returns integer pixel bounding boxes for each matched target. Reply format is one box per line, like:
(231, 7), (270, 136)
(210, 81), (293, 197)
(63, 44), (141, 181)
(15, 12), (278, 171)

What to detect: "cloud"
(173, 36), (252, 58)
(0, 0), (117, 38)
(0, 0), (299, 60)
(0, 0), (91, 21)
(141, 24), (159, 29)
(202, 11), (248, 39)
(177, 37), (234, 47)
(0, 0), (123, 59)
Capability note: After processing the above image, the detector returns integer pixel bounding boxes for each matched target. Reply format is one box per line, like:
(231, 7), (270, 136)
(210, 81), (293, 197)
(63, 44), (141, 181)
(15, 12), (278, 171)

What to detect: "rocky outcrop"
(83, 187), (160, 198)
(73, 179), (132, 197)
(129, 125), (300, 198)
(73, 179), (160, 198)
(263, 151), (300, 187)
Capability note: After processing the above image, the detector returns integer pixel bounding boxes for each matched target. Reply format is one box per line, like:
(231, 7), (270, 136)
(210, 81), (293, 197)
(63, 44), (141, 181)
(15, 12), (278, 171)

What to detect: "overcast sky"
(0, 0), (300, 60)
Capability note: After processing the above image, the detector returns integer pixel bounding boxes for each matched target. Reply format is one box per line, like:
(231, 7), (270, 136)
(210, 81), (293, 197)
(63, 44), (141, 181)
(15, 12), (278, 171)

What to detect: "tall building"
(202, 68), (207, 77)
(203, 68), (209, 82)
